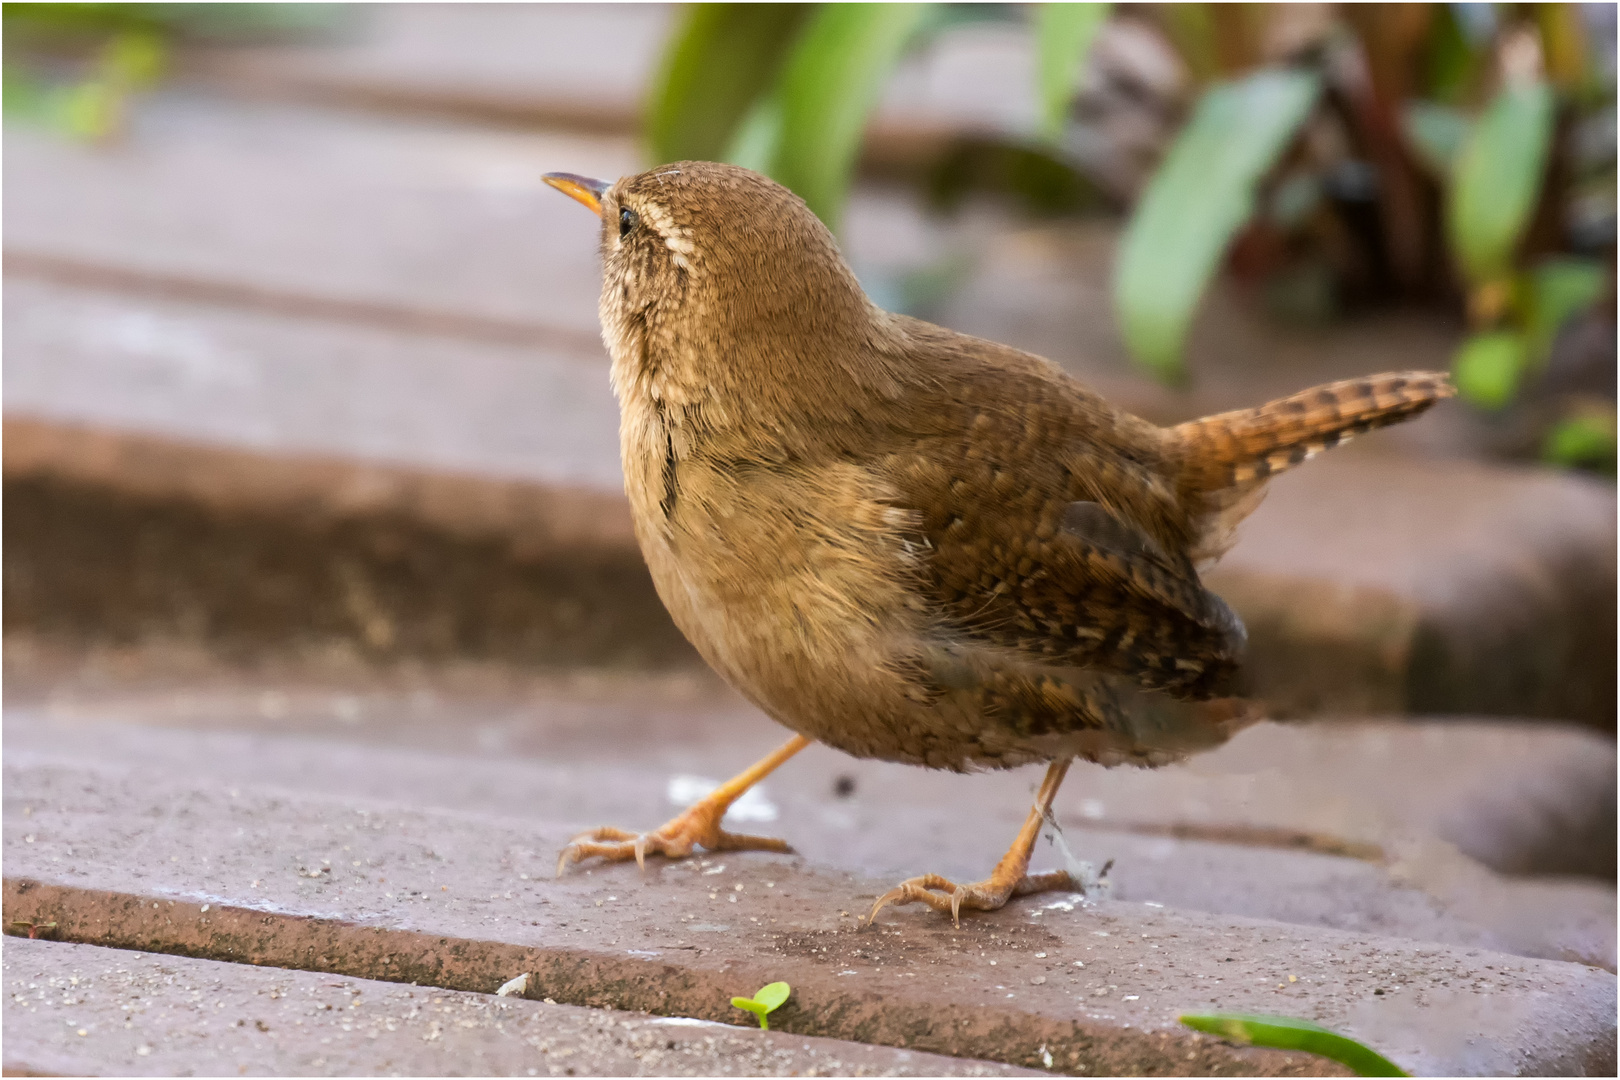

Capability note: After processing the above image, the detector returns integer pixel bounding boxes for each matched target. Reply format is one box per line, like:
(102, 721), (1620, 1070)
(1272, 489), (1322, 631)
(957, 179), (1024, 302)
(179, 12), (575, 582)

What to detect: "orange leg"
(556, 734), (810, 876)
(867, 756), (1077, 927)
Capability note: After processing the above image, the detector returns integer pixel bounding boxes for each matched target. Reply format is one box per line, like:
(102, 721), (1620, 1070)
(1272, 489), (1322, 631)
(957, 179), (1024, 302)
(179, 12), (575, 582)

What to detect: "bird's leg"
(867, 757), (1077, 927)
(557, 734), (810, 876)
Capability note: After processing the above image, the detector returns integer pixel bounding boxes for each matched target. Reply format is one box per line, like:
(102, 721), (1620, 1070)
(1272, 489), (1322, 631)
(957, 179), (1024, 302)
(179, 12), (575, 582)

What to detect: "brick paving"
(6, 741), (1614, 1075)
(4, 938), (1035, 1077)
(5, 702), (1613, 970)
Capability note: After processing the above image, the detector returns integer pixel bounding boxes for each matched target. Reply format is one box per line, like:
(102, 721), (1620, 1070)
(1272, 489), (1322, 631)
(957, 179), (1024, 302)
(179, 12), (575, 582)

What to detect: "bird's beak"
(543, 172), (610, 215)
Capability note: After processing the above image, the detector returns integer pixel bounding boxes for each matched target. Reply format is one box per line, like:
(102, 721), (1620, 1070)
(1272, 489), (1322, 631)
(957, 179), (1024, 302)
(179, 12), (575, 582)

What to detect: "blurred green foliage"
(1114, 68), (1320, 383)
(1543, 404), (1617, 474)
(1401, 98), (1472, 175)
(1180, 1012), (1408, 1077)
(1424, 5), (1487, 105)
(648, 3), (1110, 226)
(648, 5), (811, 165)
(755, 4), (927, 232)
(1119, 4), (1610, 428)
(1034, 3), (1110, 142)
(4, 3), (340, 40)
(647, 3), (927, 232)
(4, 28), (165, 141)
(927, 137), (1099, 216)
(4, 3), (344, 140)
(1449, 81), (1555, 284)
(1449, 252), (1605, 411)
(1452, 329), (1527, 409)
(646, 2), (1613, 473)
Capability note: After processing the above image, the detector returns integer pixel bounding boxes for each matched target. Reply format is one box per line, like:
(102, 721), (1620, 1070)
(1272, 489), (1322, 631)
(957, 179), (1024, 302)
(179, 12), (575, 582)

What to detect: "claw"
(866, 888), (901, 927)
(866, 874), (976, 927)
(556, 826), (644, 877)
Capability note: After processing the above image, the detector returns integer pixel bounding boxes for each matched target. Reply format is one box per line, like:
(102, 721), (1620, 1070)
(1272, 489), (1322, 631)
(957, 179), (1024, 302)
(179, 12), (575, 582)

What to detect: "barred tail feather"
(1170, 371), (1454, 565)
(1173, 371), (1454, 491)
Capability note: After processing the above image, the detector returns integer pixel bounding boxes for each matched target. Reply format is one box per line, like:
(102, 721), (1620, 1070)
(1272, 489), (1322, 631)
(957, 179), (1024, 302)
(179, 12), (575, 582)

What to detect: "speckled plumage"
(576, 161), (1452, 774)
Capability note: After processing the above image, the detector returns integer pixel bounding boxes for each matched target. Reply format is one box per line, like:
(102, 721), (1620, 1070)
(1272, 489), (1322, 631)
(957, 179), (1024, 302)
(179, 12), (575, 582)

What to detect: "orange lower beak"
(543, 172), (611, 215)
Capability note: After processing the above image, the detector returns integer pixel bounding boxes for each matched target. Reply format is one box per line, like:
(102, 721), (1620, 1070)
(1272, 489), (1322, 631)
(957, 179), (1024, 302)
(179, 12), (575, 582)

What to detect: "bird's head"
(545, 162), (885, 413)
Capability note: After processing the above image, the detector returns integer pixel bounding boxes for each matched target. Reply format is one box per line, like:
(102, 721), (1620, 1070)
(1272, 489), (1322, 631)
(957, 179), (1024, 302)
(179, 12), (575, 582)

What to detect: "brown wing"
(876, 344), (1245, 701)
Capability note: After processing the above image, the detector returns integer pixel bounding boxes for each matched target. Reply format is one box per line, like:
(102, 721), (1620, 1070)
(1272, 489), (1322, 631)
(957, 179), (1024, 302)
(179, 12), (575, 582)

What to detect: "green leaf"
(61, 77), (119, 140)
(1543, 409), (1617, 472)
(103, 29), (165, 86)
(1448, 81), (1555, 285)
(1401, 100), (1471, 178)
(753, 981), (791, 1011)
(927, 137), (1099, 216)
(1422, 3), (1485, 105)
(3, 3), (168, 39)
(725, 95), (784, 175)
(1157, 2), (1220, 86)
(1180, 1013), (1409, 1077)
(1452, 330), (1528, 409)
(51, 30), (166, 141)
(5, 3), (345, 44)
(730, 982), (790, 1030)
(1524, 257), (1606, 363)
(3, 65), (55, 122)
(1034, 3), (1110, 142)
(765, 2), (929, 231)
(730, 996), (770, 1029)
(1534, 3), (1589, 92)
(1113, 68), (1321, 382)
(644, 3), (810, 165)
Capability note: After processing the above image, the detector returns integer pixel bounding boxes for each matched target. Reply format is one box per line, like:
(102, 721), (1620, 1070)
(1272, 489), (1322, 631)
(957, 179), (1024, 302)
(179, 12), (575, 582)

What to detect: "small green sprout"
(731, 981), (791, 1030)
(1180, 1012), (1408, 1077)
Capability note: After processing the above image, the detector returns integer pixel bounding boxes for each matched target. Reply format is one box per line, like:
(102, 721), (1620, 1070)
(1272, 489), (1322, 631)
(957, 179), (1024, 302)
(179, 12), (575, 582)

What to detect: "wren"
(544, 161), (1452, 924)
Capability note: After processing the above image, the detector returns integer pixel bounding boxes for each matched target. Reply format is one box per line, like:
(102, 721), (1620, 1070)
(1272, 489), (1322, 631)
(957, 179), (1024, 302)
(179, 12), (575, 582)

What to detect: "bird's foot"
(868, 757), (1087, 927)
(556, 734), (810, 877)
(556, 802), (794, 877)
(866, 868), (1076, 928)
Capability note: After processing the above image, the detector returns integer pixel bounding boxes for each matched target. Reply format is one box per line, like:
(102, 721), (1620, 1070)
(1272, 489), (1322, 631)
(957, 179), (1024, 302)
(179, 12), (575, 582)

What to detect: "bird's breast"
(616, 398), (930, 732)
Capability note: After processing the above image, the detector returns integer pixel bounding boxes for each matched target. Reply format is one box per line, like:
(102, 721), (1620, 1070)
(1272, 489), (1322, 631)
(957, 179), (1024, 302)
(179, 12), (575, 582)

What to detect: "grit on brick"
(4, 718), (1615, 1076)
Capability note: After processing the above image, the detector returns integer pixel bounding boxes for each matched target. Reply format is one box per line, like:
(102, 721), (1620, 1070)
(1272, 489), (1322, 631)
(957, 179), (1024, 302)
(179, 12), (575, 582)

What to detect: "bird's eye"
(619, 207), (637, 238)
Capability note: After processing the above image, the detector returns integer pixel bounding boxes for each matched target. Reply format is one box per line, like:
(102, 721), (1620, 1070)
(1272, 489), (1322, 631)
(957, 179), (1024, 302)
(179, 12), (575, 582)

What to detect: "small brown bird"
(544, 161), (1452, 924)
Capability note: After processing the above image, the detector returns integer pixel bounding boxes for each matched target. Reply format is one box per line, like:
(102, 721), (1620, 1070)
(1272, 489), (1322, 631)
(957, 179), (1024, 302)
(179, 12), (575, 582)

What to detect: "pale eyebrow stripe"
(635, 197), (696, 263)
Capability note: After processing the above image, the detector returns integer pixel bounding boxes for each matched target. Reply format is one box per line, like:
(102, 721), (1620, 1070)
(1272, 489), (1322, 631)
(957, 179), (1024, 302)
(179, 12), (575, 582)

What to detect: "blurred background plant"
(3, 3), (343, 141)
(645, 2), (1615, 474)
